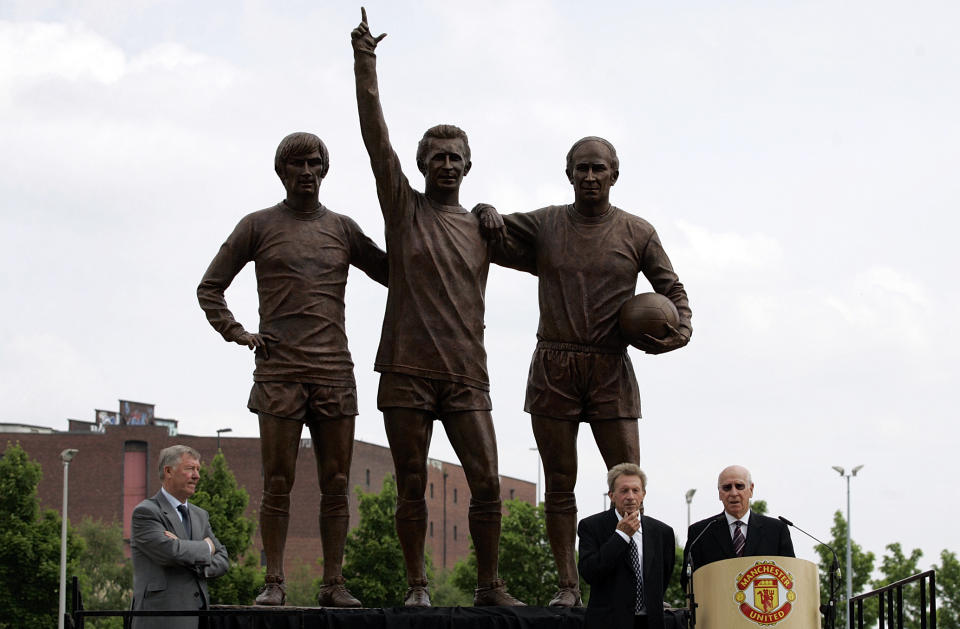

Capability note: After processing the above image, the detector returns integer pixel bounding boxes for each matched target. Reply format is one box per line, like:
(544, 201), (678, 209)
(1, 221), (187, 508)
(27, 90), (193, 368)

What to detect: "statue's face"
(280, 149), (325, 198)
(420, 137), (471, 194)
(567, 140), (618, 206)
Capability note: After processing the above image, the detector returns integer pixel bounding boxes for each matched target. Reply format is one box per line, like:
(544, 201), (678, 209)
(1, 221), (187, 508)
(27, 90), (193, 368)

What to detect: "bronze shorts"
(248, 381), (358, 421)
(524, 342), (641, 422)
(377, 372), (492, 414)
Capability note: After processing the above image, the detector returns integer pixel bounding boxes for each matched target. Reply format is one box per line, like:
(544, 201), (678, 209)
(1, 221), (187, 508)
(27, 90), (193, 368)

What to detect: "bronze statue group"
(131, 9), (803, 629)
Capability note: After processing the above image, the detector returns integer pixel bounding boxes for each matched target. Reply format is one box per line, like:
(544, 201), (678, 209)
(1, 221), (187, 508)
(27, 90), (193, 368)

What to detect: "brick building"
(1, 400), (535, 574)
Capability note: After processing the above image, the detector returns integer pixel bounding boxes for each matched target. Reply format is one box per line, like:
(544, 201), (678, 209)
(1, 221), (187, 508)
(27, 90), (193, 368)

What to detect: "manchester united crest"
(733, 561), (797, 626)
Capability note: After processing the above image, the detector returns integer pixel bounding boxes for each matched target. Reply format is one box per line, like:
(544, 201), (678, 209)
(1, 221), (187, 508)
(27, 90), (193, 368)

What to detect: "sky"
(2, 0), (958, 576)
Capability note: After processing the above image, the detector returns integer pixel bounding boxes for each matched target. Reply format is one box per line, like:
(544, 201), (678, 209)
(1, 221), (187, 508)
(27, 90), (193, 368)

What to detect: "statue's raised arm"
(352, 7), (407, 217)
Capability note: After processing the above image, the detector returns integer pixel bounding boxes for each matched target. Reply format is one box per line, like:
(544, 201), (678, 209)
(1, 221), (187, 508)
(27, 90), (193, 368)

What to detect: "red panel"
(123, 450), (147, 539)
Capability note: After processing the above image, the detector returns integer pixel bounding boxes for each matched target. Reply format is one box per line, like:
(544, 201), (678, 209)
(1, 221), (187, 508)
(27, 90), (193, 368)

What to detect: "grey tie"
(733, 520), (745, 557)
(628, 538), (644, 613)
(177, 504), (192, 539)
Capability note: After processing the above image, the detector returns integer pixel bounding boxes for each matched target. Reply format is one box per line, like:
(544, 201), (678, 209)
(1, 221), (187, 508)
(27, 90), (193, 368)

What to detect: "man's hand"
(203, 537), (215, 554)
(234, 331), (270, 359)
(471, 203), (506, 242)
(634, 323), (689, 355)
(617, 509), (641, 536)
(351, 7), (386, 55)
(163, 530), (178, 540)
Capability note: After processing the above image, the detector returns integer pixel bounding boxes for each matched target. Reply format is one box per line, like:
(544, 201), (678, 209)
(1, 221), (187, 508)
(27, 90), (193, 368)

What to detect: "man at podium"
(682, 465), (794, 590)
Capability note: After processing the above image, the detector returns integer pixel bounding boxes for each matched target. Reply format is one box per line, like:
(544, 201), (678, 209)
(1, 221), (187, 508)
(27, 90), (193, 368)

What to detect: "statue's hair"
(607, 462), (647, 493)
(274, 132), (329, 179)
(565, 136), (619, 176)
(157, 445), (201, 480)
(416, 124), (471, 171)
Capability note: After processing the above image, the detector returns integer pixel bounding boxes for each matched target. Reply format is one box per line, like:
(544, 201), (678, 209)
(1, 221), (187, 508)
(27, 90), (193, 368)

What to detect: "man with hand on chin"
(131, 446), (229, 629)
(578, 463), (675, 629)
(681, 465), (795, 590)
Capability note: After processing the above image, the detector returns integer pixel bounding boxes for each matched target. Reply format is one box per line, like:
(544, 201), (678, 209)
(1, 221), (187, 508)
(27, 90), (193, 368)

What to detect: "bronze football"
(618, 292), (679, 343)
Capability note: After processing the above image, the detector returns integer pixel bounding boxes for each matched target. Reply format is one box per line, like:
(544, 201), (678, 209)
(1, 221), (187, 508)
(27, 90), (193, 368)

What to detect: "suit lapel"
(155, 491), (189, 540)
(712, 513), (736, 558)
(744, 511), (762, 556)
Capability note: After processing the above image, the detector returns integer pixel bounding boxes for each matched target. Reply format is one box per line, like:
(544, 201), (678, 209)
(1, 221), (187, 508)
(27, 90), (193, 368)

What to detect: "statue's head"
(565, 136), (619, 207)
(275, 132), (329, 199)
(417, 125), (472, 194)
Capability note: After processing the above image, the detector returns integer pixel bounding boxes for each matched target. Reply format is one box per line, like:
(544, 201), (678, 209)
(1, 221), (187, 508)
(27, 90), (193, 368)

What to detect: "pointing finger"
(361, 7), (367, 25)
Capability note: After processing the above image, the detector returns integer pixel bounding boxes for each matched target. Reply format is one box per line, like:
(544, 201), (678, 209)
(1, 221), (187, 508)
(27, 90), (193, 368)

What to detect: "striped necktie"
(733, 520), (745, 557)
(628, 538), (644, 613)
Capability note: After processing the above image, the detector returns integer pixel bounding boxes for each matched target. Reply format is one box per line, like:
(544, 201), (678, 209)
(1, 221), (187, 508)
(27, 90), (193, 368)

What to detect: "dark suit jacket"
(578, 508), (676, 629)
(130, 491), (229, 629)
(681, 511), (794, 590)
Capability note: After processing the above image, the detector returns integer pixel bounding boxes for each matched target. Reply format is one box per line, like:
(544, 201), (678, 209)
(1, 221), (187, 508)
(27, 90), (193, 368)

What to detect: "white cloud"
(0, 20), (125, 85)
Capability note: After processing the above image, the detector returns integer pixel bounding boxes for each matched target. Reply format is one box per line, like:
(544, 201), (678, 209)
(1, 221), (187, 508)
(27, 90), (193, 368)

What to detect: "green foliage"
(872, 542), (924, 626)
(430, 569), (473, 606)
(70, 517), (132, 629)
(663, 544), (687, 608)
(936, 550), (960, 629)
(496, 500), (558, 605)
(816, 510), (876, 629)
(0, 442), (81, 629)
(191, 451), (262, 605)
(751, 499), (768, 515)
(341, 475), (409, 606)
(283, 560), (322, 606)
(450, 500), (590, 606)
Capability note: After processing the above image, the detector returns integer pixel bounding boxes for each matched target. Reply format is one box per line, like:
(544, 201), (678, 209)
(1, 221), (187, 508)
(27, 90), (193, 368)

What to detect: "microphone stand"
(685, 517), (720, 628)
(779, 516), (840, 629)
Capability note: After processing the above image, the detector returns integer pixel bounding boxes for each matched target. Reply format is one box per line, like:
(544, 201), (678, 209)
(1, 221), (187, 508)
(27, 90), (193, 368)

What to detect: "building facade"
(1, 402), (535, 574)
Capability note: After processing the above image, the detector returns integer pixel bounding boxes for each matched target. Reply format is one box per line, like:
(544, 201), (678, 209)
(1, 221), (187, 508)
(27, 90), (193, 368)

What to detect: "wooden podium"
(691, 557), (822, 628)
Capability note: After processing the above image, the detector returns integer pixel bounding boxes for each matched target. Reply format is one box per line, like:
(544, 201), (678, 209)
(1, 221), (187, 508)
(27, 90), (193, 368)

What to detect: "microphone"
(777, 516), (841, 578)
(685, 515), (723, 579)
(779, 515), (841, 629)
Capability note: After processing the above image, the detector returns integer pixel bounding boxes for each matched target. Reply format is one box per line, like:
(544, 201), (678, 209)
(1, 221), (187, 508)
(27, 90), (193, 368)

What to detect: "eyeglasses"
(720, 482), (748, 491)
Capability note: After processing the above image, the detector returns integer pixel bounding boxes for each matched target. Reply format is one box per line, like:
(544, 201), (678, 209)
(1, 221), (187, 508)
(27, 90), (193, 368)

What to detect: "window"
(453, 488), (458, 503)
(453, 525), (457, 541)
(509, 488), (515, 499)
(122, 441), (148, 540)
(366, 469), (370, 486)
(430, 521), (434, 537)
(430, 483), (434, 499)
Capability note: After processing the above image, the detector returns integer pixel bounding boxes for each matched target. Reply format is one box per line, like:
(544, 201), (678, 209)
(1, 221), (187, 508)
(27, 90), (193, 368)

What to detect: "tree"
(936, 550), (960, 629)
(816, 510), (876, 629)
(751, 499), (768, 515)
(70, 517), (132, 629)
(191, 450), (262, 605)
(341, 475), (409, 606)
(0, 442), (81, 629)
(450, 499), (591, 606)
(872, 542), (924, 626)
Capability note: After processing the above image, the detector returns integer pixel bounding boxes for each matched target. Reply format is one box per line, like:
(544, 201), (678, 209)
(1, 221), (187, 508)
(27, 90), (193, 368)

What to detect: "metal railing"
(849, 570), (936, 629)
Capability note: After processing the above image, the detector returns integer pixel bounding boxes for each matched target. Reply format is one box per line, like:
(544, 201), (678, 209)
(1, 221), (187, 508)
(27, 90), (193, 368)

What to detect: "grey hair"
(607, 462), (647, 493)
(157, 445), (201, 479)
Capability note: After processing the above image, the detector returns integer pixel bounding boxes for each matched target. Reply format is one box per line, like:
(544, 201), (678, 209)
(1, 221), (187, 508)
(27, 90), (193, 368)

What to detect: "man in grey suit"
(131, 445), (229, 629)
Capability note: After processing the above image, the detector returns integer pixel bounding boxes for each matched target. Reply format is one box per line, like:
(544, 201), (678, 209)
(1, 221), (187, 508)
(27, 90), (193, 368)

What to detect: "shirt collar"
(160, 486), (187, 510)
(725, 509), (751, 527)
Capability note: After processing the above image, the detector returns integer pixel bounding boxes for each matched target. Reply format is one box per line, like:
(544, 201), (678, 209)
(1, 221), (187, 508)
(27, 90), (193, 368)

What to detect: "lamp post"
(832, 464), (864, 629)
(685, 488), (697, 530)
(58, 448), (78, 629)
(216, 427), (233, 451)
(529, 447), (541, 506)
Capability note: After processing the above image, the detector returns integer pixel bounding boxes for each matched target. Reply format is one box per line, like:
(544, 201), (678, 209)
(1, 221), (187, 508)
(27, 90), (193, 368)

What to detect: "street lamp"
(529, 447), (541, 506)
(216, 427), (233, 451)
(685, 488), (697, 530)
(58, 448), (78, 629)
(833, 464), (864, 629)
